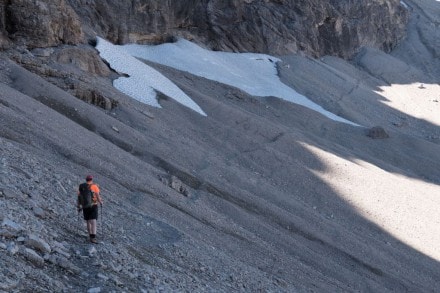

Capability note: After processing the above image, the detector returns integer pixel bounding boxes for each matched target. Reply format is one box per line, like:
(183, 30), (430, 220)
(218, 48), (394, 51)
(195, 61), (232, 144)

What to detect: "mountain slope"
(1, 1), (440, 292)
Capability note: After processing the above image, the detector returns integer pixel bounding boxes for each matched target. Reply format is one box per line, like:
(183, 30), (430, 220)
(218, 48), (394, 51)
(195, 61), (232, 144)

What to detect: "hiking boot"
(90, 238), (98, 244)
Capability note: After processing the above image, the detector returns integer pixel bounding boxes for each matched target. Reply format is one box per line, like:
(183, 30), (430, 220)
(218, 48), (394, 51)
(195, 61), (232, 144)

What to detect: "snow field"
(123, 39), (357, 125)
(97, 37), (356, 125)
(96, 37), (206, 116)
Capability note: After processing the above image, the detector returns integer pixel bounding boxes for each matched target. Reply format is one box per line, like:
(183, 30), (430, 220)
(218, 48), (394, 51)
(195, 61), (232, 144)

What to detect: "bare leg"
(90, 219), (97, 235)
(87, 220), (93, 235)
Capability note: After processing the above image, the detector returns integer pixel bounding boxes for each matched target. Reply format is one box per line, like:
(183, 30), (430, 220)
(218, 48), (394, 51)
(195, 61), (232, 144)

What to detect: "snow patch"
(122, 39), (357, 125)
(400, 1), (409, 9)
(95, 37), (206, 116)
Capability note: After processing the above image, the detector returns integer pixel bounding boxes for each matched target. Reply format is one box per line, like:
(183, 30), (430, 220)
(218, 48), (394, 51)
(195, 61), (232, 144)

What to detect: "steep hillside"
(1, 0), (440, 292)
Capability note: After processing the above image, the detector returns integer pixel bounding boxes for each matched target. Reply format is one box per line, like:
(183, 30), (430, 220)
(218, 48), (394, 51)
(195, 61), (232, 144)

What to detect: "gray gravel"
(1, 1), (440, 291)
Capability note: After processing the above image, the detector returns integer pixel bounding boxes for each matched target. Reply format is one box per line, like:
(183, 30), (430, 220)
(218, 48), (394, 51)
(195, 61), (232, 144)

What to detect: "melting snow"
(122, 39), (356, 125)
(97, 37), (356, 125)
(96, 37), (206, 116)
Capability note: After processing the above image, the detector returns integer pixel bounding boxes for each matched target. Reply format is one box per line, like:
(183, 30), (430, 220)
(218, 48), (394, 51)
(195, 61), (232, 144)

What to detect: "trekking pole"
(77, 209), (81, 236)
(100, 203), (104, 241)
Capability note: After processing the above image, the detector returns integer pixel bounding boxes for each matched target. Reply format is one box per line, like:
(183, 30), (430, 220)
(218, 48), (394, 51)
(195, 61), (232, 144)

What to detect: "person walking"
(77, 175), (103, 243)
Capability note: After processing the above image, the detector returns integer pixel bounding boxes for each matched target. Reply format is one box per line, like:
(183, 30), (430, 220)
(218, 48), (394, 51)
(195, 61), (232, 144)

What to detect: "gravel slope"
(1, 1), (440, 292)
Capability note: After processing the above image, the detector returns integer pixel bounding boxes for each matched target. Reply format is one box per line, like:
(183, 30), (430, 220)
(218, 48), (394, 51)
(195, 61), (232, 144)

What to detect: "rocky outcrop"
(2, 0), (83, 49)
(1, 0), (408, 57)
(367, 126), (390, 139)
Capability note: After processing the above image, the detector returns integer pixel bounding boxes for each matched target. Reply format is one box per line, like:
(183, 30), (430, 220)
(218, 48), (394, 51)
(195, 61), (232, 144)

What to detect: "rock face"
(0, 0), (408, 57)
(1, 0), (83, 49)
(203, 0), (409, 57)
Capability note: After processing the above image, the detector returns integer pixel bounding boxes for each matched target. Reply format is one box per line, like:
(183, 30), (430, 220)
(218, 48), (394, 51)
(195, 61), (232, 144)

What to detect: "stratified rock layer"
(2, 0), (83, 48)
(0, 0), (408, 57)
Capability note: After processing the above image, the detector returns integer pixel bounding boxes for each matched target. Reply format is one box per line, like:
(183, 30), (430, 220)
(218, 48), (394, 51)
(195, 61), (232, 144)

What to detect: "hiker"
(77, 175), (103, 243)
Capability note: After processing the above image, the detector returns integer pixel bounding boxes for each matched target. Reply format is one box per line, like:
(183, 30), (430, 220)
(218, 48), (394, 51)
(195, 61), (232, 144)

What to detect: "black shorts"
(83, 205), (98, 220)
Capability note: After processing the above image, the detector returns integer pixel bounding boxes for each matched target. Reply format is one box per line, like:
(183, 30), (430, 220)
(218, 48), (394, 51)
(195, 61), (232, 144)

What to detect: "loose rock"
(1, 218), (24, 234)
(33, 206), (46, 218)
(87, 287), (101, 293)
(97, 273), (109, 281)
(88, 246), (97, 256)
(26, 234), (51, 254)
(22, 247), (45, 267)
(367, 126), (389, 139)
(7, 242), (19, 255)
(0, 277), (19, 291)
(56, 256), (81, 274)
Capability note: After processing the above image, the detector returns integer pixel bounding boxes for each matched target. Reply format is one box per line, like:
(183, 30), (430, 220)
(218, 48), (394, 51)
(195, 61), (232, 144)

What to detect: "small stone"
(87, 287), (101, 293)
(26, 234), (51, 254)
(111, 275), (123, 286)
(54, 247), (71, 258)
(33, 206), (45, 218)
(56, 256), (81, 274)
(141, 111), (155, 119)
(2, 189), (20, 199)
(7, 242), (19, 255)
(111, 126), (119, 133)
(97, 273), (109, 281)
(88, 246), (97, 256)
(47, 254), (58, 264)
(16, 236), (25, 243)
(0, 242), (6, 250)
(22, 247), (45, 267)
(0, 277), (19, 290)
(32, 48), (54, 57)
(0, 229), (18, 238)
(1, 218), (23, 233)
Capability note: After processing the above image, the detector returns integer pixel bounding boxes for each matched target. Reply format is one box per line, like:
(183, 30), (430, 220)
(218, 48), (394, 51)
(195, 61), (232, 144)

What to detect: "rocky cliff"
(1, 0), (408, 57)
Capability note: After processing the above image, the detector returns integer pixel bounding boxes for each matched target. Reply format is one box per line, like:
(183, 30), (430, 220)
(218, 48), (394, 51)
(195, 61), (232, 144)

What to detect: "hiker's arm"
(77, 190), (82, 210)
(97, 192), (103, 204)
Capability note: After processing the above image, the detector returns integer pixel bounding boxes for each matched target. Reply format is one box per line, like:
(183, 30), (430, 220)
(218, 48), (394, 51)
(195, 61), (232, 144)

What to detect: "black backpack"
(78, 183), (94, 208)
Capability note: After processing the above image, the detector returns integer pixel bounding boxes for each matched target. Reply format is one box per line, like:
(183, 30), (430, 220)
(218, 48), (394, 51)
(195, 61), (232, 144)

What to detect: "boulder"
(158, 175), (191, 197)
(367, 126), (390, 139)
(25, 234), (51, 254)
(32, 206), (46, 218)
(52, 46), (112, 76)
(1, 218), (23, 235)
(22, 247), (45, 267)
